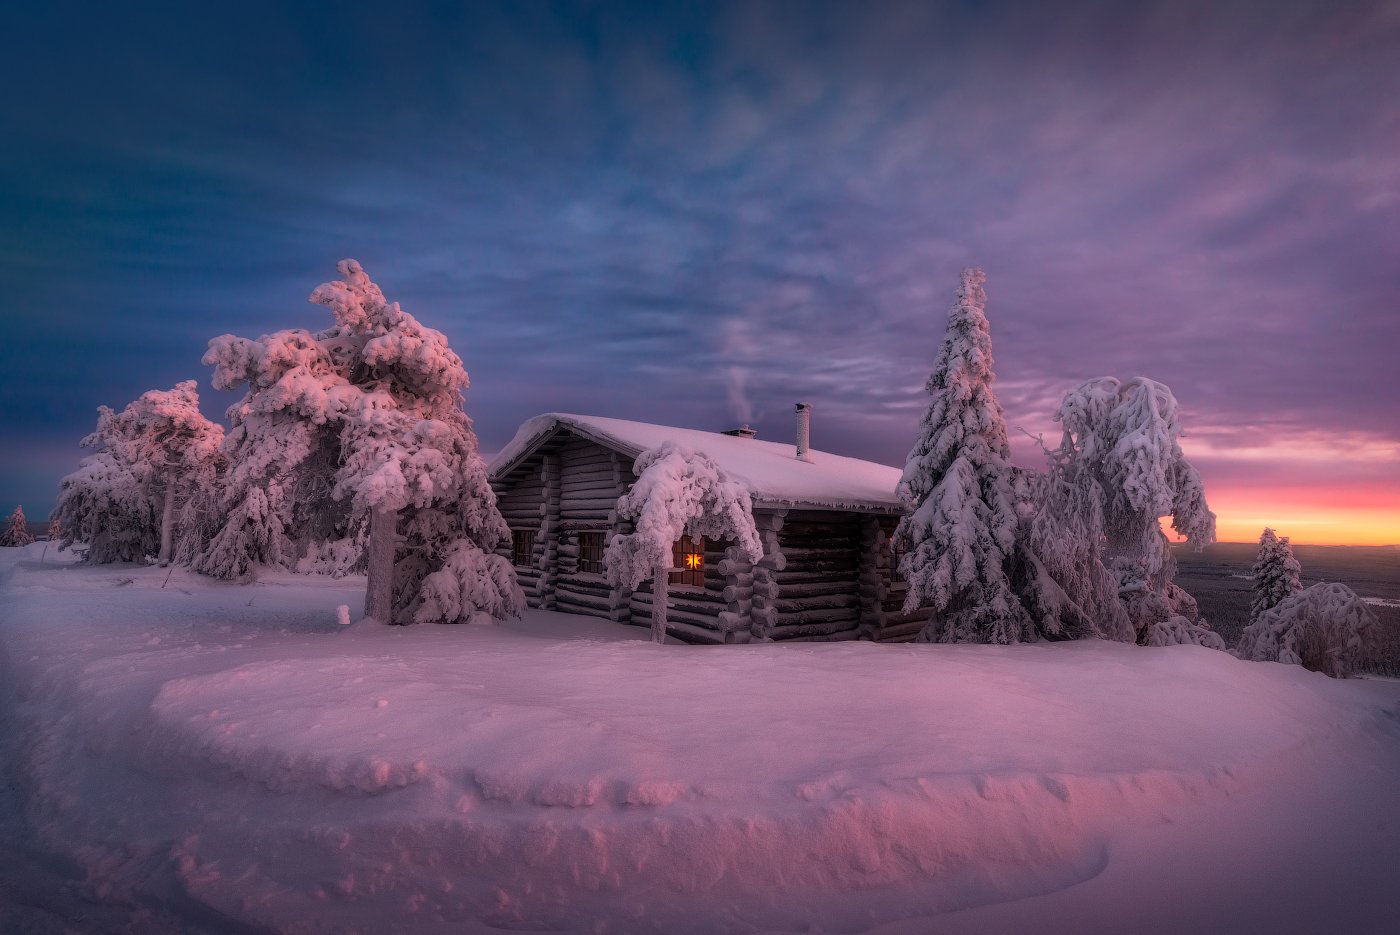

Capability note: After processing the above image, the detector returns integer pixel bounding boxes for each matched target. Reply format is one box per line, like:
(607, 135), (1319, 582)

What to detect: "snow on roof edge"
(489, 413), (905, 513)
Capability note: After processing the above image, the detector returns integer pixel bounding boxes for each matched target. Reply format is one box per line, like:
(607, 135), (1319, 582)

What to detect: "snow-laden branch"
(198, 260), (522, 623)
(606, 443), (761, 642)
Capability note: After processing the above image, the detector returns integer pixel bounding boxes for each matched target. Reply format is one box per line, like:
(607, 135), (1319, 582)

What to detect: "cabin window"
(670, 535), (705, 588)
(578, 531), (606, 575)
(885, 533), (908, 584)
(511, 529), (535, 568)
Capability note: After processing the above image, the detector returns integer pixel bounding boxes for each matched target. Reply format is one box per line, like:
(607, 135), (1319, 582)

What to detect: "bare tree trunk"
(158, 488), (175, 566)
(653, 564), (669, 644)
(364, 505), (397, 624)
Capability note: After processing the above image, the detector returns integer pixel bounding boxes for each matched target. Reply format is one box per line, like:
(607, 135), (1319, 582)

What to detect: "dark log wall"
(494, 428), (917, 644)
(492, 451), (557, 608)
(763, 510), (864, 642)
(872, 516), (934, 641)
(553, 438), (631, 622)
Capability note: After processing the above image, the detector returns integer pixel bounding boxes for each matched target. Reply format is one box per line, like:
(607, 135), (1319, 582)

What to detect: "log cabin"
(488, 407), (933, 644)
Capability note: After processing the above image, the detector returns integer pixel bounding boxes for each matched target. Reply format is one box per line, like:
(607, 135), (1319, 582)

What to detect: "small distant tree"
(1236, 582), (1378, 677)
(895, 268), (1032, 644)
(1, 506), (34, 547)
(202, 259), (523, 624)
(1036, 376), (1222, 649)
(41, 515), (61, 561)
(1250, 527), (1303, 623)
(606, 443), (762, 643)
(53, 382), (224, 566)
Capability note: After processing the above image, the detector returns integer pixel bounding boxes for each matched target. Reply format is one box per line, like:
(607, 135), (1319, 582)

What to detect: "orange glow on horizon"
(1168, 484), (1400, 546)
(1166, 432), (1400, 546)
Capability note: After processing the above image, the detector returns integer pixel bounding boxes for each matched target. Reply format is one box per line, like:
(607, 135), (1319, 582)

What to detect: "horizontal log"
(554, 588), (612, 610)
(716, 611), (748, 633)
(779, 530), (858, 544)
(561, 454), (616, 470)
(557, 576), (610, 596)
(777, 543), (859, 557)
(559, 475), (614, 490)
(721, 584), (752, 603)
(629, 603), (725, 631)
(776, 630), (864, 643)
(769, 619), (862, 639)
(775, 581), (861, 599)
(772, 565), (856, 579)
(555, 599), (611, 619)
(756, 553), (787, 572)
(559, 495), (621, 509)
(874, 624), (926, 642)
(625, 618), (724, 645)
(629, 592), (724, 616)
(776, 594), (859, 612)
(560, 481), (617, 496)
(775, 607), (859, 626)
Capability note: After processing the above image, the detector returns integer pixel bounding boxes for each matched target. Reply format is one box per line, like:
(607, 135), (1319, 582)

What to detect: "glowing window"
(670, 535), (705, 587)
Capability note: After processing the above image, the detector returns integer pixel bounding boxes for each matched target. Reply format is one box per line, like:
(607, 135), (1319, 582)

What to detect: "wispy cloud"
(2, 1), (1397, 536)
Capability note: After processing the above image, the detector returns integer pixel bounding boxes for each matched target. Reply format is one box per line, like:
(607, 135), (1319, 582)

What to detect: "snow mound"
(4, 550), (1400, 933)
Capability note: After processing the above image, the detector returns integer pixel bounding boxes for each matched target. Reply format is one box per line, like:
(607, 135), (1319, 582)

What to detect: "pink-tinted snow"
(2, 544), (1399, 933)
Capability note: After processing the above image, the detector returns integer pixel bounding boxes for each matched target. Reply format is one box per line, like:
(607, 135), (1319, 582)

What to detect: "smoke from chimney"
(795, 402), (812, 462)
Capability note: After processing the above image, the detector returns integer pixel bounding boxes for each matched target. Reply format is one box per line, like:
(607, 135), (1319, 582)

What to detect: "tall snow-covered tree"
(201, 259), (523, 624)
(1236, 582), (1377, 678)
(1033, 376), (1222, 649)
(1, 506), (34, 547)
(606, 443), (762, 643)
(895, 267), (1031, 644)
(1016, 449), (1134, 643)
(53, 383), (224, 565)
(1250, 527), (1303, 623)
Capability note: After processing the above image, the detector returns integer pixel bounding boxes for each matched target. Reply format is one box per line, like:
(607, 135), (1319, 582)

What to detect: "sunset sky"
(2, 1), (1396, 545)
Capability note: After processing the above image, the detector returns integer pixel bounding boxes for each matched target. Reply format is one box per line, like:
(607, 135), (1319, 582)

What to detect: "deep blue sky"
(3, 1), (1397, 541)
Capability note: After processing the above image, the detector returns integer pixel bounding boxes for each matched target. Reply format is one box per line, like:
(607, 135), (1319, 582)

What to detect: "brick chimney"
(795, 402), (812, 462)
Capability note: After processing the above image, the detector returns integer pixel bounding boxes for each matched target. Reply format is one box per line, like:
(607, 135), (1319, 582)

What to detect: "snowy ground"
(2, 545), (1399, 934)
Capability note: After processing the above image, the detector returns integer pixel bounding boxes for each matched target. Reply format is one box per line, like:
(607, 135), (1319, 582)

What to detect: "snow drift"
(2, 545), (1399, 934)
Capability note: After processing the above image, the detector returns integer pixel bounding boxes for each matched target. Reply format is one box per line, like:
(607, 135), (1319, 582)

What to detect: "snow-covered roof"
(489, 413), (905, 513)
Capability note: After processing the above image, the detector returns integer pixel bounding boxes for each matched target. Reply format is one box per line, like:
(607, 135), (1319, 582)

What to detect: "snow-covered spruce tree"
(1236, 582), (1378, 678)
(895, 267), (1032, 644)
(202, 259), (523, 624)
(53, 384), (224, 565)
(1045, 377), (1222, 649)
(1016, 446), (1135, 643)
(1250, 527), (1303, 623)
(40, 515), (61, 561)
(53, 449), (155, 563)
(605, 443), (762, 643)
(94, 382), (224, 565)
(1, 506), (34, 546)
